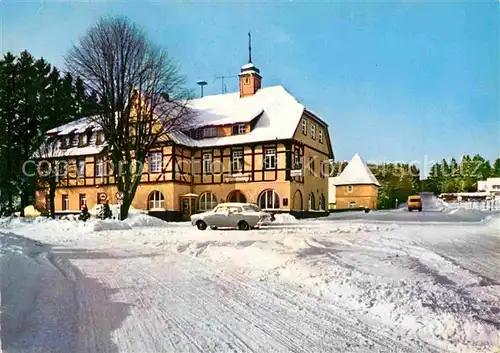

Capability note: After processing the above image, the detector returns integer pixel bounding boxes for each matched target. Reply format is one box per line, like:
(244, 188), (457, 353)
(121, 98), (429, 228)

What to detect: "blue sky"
(1, 1), (498, 168)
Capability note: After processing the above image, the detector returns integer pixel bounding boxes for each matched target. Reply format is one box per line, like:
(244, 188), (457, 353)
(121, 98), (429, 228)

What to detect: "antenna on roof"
(196, 80), (207, 98)
(214, 75), (238, 93)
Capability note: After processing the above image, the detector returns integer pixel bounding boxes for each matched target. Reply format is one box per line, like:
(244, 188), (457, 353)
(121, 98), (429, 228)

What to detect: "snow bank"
(442, 200), (500, 212)
(123, 213), (170, 228)
(273, 213), (298, 223)
(0, 232), (78, 352)
(89, 203), (147, 217)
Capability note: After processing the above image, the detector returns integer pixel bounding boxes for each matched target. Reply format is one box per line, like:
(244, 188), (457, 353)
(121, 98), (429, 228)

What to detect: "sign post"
(116, 192), (124, 220)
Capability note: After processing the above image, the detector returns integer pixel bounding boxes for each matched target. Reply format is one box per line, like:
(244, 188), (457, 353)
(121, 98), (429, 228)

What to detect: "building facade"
(328, 153), (380, 210)
(35, 58), (334, 220)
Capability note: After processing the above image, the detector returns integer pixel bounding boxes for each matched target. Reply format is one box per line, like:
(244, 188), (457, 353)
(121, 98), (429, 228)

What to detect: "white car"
(190, 202), (273, 230)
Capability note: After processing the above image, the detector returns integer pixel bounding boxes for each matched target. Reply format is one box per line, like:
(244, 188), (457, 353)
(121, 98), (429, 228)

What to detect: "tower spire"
(248, 31), (252, 63)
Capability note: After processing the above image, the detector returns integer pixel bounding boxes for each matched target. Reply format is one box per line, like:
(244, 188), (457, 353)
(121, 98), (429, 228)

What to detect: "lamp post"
(196, 80), (207, 98)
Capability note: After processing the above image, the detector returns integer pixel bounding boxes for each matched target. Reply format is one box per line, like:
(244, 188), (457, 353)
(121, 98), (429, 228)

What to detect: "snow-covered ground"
(1, 211), (499, 353)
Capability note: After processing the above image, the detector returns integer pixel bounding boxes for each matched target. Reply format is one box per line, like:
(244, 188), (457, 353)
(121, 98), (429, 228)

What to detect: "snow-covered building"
(35, 53), (334, 220)
(328, 154), (380, 209)
(477, 177), (500, 196)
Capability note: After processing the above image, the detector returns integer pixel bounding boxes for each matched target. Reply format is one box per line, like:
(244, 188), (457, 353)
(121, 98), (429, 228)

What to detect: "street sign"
(116, 191), (124, 200)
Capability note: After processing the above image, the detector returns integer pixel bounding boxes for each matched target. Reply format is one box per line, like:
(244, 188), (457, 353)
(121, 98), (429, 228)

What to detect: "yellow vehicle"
(407, 195), (422, 212)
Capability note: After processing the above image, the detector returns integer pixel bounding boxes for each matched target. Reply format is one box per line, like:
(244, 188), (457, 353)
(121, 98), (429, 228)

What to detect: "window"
(96, 132), (103, 145)
(319, 129), (323, 143)
(309, 192), (316, 210)
(232, 124), (246, 135)
(61, 136), (71, 149)
(77, 159), (85, 177)
(320, 194), (326, 210)
(79, 133), (88, 146)
(258, 189), (280, 210)
(347, 185), (353, 193)
(264, 148), (276, 169)
(95, 157), (104, 177)
(232, 150), (243, 172)
(309, 157), (315, 176)
(215, 205), (228, 213)
(301, 119), (307, 135)
(203, 153), (213, 174)
(349, 201), (357, 208)
(244, 76), (250, 85)
(198, 192), (218, 211)
(311, 124), (316, 139)
(79, 194), (86, 208)
(62, 195), (69, 211)
(203, 127), (217, 138)
(149, 152), (162, 173)
(148, 191), (165, 210)
(294, 149), (302, 169)
(56, 161), (68, 178)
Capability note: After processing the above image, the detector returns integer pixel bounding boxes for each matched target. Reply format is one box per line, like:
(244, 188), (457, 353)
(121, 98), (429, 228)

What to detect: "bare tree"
(66, 16), (195, 220)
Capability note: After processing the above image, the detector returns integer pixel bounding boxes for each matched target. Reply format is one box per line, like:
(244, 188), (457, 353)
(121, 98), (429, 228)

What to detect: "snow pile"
(273, 213), (298, 223)
(89, 203), (146, 218)
(90, 219), (133, 232)
(123, 213), (169, 228)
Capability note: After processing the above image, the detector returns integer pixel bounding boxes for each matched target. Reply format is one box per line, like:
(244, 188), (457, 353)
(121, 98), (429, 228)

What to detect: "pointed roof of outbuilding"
(334, 153), (380, 186)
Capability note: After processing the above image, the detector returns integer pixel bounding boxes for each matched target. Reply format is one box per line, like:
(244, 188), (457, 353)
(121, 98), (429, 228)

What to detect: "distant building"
(477, 177), (500, 196)
(328, 153), (380, 209)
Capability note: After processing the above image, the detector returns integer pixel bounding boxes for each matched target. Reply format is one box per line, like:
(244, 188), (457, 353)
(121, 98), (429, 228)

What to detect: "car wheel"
(210, 226), (218, 230)
(238, 220), (250, 231)
(196, 220), (207, 230)
(408, 208), (413, 212)
(418, 208), (422, 212)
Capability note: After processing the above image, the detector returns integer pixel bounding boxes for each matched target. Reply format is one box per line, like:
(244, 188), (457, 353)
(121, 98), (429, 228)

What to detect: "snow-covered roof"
(171, 85), (307, 147)
(333, 153), (380, 186)
(44, 85), (328, 153)
(46, 116), (101, 136)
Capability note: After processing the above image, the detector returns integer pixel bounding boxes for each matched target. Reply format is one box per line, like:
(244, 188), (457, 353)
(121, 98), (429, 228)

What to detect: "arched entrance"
(227, 190), (247, 203)
(292, 190), (303, 211)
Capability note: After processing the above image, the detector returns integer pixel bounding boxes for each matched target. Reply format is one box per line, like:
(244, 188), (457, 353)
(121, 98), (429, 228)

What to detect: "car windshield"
(243, 204), (261, 212)
(409, 198), (420, 202)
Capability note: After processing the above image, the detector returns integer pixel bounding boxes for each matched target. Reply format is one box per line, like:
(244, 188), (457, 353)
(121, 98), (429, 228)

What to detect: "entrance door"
(180, 197), (197, 221)
(227, 190), (247, 203)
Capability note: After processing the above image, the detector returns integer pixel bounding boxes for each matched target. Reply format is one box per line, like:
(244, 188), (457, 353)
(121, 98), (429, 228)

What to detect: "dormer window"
(203, 127), (217, 138)
(232, 124), (246, 135)
(96, 132), (103, 145)
(61, 136), (71, 149)
(79, 133), (88, 146)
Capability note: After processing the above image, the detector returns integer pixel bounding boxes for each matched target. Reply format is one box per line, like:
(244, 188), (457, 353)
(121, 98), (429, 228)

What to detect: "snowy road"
(1, 211), (499, 353)
(62, 247), (438, 353)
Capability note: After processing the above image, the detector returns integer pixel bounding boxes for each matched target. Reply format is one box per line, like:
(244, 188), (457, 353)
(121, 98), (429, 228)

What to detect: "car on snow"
(190, 202), (274, 230)
(407, 195), (423, 212)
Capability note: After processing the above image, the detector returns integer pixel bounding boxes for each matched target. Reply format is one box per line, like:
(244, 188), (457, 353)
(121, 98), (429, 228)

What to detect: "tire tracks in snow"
(67, 247), (442, 353)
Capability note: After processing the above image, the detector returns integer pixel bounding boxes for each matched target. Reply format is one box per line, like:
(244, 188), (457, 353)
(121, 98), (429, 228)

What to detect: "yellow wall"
(335, 184), (379, 209)
(291, 112), (332, 210)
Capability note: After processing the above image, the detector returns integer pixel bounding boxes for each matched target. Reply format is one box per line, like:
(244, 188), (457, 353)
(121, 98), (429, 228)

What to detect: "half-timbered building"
(35, 58), (334, 220)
